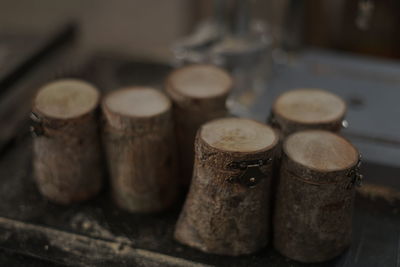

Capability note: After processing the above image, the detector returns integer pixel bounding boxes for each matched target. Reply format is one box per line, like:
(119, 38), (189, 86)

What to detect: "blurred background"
(0, 1), (399, 266)
(1, 0), (399, 59)
(2, 0), (398, 164)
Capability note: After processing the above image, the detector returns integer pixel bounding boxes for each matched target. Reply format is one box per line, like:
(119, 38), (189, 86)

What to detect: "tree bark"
(32, 81), (103, 205)
(174, 119), (278, 256)
(273, 131), (361, 263)
(166, 64), (232, 187)
(102, 88), (179, 213)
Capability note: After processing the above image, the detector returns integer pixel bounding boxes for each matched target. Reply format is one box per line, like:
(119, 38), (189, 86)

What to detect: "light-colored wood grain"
(201, 118), (277, 152)
(284, 130), (358, 171)
(34, 79), (99, 119)
(104, 87), (170, 117)
(274, 88), (346, 124)
(167, 64), (231, 98)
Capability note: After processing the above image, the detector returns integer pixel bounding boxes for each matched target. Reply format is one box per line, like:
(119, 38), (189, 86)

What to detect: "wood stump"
(166, 64), (232, 186)
(174, 118), (278, 255)
(32, 79), (103, 204)
(274, 130), (361, 263)
(269, 88), (346, 137)
(102, 87), (179, 213)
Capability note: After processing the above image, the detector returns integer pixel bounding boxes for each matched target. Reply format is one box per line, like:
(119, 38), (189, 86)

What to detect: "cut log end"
(167, 64), (232, 98)
(273, 89), (346, 124)
(200, 117), (277, 153)
(104, 87), (170, 117)
(284, 130), (359, 172)
(34, 79), (99, 119)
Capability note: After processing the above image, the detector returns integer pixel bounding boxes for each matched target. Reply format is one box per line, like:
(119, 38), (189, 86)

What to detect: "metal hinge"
(346, 155), (363, 189)
(226, 158), (272, 188)
(30, 112), (44, 137)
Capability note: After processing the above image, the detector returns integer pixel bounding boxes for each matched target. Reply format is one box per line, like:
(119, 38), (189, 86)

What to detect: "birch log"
(32, 79), (103, 204)
(269, 88), (346, 137)
(174, 118), (278, 255)
(166, 64), (232, 186)
(102, 87), (179, 213)
(274, 130), (361, 263)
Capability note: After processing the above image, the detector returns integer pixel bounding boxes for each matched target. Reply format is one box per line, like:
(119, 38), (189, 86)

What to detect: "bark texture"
(166, 66), (232, 187)
(174, 132), (277, 256)
(267, 108), (344, 183)
(32, 108), (103, 205)
(273, 152), (358, 263)
(102, 95), (179, 213)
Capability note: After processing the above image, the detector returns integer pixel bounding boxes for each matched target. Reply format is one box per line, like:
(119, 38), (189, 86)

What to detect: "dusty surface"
(0, 217), (210, 267)
(70, 212), (133, 245)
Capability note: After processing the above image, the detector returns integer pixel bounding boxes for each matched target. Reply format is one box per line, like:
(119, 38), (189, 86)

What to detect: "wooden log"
(269, 88), (347, 137)
(273, 130), (362, 263)
(32, 79), (103, 204)
(174, 118), (278, 255)
(102, 87), (179, 213)
(166, 64), (232, 186)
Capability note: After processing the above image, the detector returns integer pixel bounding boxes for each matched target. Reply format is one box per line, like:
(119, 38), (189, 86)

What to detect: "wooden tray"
(0, 51), (399, 266)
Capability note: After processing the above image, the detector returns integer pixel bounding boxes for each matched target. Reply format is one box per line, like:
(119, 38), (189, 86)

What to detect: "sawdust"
(70, 212), (133, 245)
(68, 214), (215, 266)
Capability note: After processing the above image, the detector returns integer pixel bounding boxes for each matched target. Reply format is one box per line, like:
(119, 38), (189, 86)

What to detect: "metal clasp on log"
(30, 112), (44, 137)
(227, 158), (272, 188)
